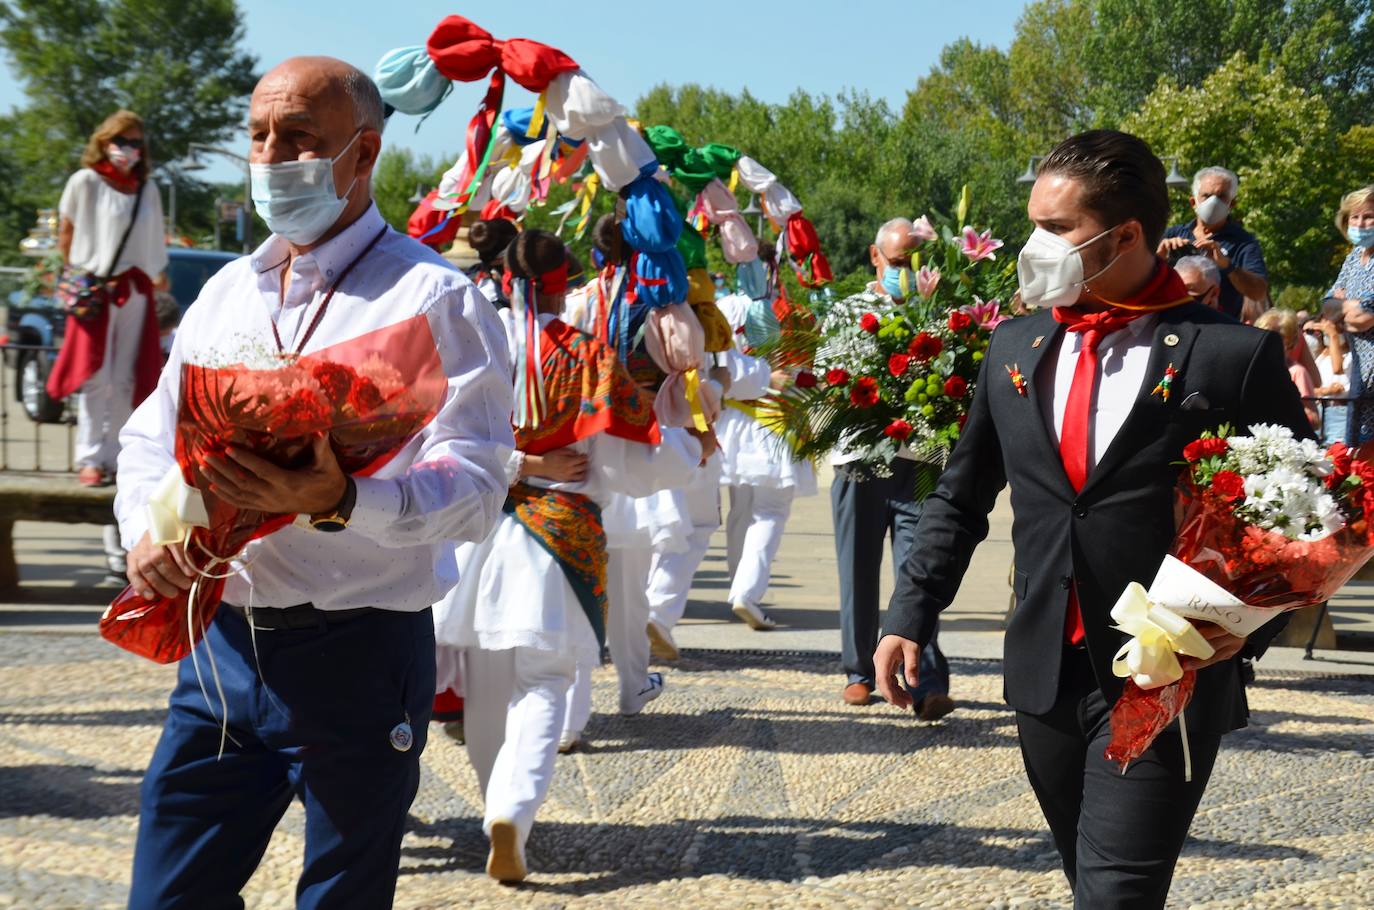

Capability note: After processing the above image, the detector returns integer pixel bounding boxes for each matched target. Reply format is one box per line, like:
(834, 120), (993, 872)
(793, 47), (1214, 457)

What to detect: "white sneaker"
(647, 619), (680, 661)
(732, 601), (778, 630)
(620, 671), (665, 716)
(557, 730), (583, 754)
(485, 818), (527, 883)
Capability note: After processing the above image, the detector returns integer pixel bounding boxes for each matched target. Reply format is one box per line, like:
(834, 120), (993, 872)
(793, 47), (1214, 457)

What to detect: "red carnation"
(888, 354), (912, 377)
(944, 376), (968, 399)
(826, 368), (850, 387)
(860, 312), (880, 333)
(311, 361), (354, 402)
(1329, 441), (1353, 476)
(884, 419), (913, 441)
(795, 370), (818, 389)
(347, 377), (386, 416)
(1183, 440), (1206, 462)
(1185, 436), (1230, 462)
(1211, 470), (1245, 501)
(849, 376), (880, 408)
(947, 310), (973, 332)
(908, 332), (943, 361)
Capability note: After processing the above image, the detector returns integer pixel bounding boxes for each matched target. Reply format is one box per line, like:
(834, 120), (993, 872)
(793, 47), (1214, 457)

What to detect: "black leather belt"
(223, 603), (379, 631)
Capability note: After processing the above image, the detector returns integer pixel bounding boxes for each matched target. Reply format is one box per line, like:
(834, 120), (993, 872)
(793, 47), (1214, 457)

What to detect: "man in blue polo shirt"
(1158, 166), (1268, 320)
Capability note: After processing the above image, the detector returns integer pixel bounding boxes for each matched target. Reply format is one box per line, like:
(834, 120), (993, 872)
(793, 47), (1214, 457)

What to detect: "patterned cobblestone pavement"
(2, 634), (1372, 909)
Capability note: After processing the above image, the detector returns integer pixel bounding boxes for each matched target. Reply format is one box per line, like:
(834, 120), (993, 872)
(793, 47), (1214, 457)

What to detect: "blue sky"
(1, 0), (1031, 183)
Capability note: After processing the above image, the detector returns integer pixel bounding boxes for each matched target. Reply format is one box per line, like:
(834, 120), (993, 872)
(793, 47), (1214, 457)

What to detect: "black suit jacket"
(884, 304), (1312, 733)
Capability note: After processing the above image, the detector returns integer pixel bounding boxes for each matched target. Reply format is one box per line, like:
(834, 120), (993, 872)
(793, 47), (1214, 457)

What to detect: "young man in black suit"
(873, 130), (1309, 909)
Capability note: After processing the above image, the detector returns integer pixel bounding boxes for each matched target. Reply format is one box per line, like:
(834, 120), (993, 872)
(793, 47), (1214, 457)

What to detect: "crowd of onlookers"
(1158, 166), (1374, 449)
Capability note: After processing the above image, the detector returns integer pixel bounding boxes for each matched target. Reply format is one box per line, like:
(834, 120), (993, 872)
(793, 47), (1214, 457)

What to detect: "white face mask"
(1195, 195), (1230, 226)
(250, 129), (361, 246)
(106, 143), (141, 172)
(1016, 225), (1123, 309)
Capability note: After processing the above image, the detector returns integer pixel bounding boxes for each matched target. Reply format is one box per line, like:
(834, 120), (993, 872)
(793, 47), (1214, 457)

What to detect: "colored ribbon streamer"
(574, 173), (600, 239)
(1109, 581), (1216, 691)
(683, 367), (708, 432)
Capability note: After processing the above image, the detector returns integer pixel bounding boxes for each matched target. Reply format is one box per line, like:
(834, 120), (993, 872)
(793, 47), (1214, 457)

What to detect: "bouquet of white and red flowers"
(1106, 423), (1374, 770)
(768, 187), (1019, 487)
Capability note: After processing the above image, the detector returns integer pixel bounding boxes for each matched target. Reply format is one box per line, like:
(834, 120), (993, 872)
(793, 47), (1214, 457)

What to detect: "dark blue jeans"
(128, 606), (435, 910)
(831, 459), (950, 702)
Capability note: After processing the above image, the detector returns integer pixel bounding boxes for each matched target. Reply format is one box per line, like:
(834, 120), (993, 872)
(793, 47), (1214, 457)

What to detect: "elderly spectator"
(116, 57), (514, 907)
(1158, 166), (1268, 320)
(1174, 255), (1221, 309)
(1330, 185), (1374, 453)
(1255, 309), (1319, 427)
(816, 217), (952, 718)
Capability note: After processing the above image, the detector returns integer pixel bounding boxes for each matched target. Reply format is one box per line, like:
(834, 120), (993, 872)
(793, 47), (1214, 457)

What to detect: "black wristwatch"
(310, 476), (357, 533)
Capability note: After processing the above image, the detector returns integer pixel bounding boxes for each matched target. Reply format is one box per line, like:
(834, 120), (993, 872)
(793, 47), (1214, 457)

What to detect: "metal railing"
(0, 342), (77, 473)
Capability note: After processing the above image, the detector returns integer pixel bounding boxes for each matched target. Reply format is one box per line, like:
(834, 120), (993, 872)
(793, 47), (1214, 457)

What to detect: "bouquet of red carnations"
(99, 315), (448, 664)
(1106, 423), (1374, 770)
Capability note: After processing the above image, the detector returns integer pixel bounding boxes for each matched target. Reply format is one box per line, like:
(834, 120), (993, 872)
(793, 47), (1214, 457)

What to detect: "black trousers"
(830, 459), (948, 697)
(1015, 648), (1222, 910)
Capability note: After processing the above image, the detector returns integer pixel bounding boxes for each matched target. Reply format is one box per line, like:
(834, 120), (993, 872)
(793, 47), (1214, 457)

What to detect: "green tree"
(0, 0), (258, 259)
(1122, 53), (1345, 287)
(372, 147), (448, 232)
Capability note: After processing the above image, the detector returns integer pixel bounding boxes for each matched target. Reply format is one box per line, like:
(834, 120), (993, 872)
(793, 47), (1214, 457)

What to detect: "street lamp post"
(188, 143), (253, 253)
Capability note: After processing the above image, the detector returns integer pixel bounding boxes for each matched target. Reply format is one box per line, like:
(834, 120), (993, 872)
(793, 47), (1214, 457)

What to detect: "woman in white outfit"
(714, 291), (817, 625)
(431, 232), (704, 883)
(49, 109), (168, 487)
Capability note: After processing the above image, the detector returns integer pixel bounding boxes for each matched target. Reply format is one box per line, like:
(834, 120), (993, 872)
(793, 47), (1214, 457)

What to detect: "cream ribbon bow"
(1109, 582), (1216, 690)
(145, 466), (209, 547)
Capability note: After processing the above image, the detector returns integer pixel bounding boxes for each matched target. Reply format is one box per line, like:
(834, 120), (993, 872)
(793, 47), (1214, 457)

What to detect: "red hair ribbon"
(426, 16), (579, 211)
(784, 212), (833, 288)
(502, 261), (570, 299)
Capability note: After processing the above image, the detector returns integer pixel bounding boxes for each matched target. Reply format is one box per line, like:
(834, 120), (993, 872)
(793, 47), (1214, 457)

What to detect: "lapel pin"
(1152, 363), (1178, 402)
(1164, 333), (1180, 347)
(1006, 363), (1028, 397)
(1032, 335), (1044, 349)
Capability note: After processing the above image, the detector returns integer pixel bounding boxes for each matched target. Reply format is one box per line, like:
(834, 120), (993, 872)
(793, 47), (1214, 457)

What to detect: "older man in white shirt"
(116, 57), (513, 910)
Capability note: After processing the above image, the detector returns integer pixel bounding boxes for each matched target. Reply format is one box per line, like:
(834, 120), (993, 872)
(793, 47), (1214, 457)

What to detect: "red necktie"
(1052, 306), (1144, 644)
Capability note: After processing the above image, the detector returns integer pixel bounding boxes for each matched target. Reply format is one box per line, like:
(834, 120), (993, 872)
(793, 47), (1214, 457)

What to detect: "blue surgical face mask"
(1348, 225), (1374, 249)
(881, 265), (914, 300)
(250, 129), (361, 246)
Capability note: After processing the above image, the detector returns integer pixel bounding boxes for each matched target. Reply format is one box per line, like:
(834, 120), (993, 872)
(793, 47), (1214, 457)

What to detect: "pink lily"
(960, 296), (1009, 330)
(960, 226), (1004, 262)
(911, 215), (937, 244)
(916, 266), (941, 299)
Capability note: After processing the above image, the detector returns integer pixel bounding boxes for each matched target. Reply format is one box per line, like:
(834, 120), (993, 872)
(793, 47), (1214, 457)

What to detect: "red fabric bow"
(426, 16), (579, 214)
(502, 261), (570, 298)
(784, 213), (833, 287)
(427, 15), (578, 90)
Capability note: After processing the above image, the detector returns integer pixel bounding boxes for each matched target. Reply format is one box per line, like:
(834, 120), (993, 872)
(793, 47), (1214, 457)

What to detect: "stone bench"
(0, 472), (115, 592)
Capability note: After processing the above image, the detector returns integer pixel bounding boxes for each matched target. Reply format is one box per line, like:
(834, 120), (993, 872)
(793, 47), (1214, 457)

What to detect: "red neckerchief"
(93, 160), (140, 194)
(1053, 259), (1192, 330)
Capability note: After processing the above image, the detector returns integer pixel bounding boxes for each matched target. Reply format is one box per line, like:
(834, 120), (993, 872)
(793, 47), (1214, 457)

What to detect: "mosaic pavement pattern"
(1, 634), (1372, 909)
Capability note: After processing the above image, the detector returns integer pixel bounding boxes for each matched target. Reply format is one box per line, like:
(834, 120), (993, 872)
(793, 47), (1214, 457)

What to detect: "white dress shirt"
(1038, 315), (1158, 474)
(115, 203), (516, 612)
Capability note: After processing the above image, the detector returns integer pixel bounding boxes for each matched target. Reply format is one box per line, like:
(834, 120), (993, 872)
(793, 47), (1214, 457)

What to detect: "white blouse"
(59, 168), (168, 277)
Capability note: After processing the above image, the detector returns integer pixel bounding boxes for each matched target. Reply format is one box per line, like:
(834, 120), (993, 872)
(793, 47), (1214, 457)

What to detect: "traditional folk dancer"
(712, 290), (818, 628)
(431, 231), (706, 883)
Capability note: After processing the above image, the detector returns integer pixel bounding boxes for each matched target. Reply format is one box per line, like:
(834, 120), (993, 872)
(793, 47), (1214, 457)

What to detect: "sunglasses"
(111, 137), (144, 150)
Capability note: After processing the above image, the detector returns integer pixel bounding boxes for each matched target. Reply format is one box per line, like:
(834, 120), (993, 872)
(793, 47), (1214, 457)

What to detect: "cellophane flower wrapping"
(1105, 427), (1374, 769)
(100, 314), (447, 663)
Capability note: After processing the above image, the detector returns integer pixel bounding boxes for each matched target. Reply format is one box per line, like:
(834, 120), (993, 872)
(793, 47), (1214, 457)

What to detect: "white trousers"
(76, 290), (147, 471)
(725, 484), (795, 607)
(463, 645), (576, 843)
(606, 544), (655, 713)
(646, 464), (721, 629)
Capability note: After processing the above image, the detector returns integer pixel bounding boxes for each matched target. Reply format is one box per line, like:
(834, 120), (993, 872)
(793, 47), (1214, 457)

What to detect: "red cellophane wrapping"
(100, 315), (447, 663)
(1105, 479), (1374, 768)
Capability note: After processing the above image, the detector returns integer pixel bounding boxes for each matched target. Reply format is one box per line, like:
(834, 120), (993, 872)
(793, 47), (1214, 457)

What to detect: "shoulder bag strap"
(101, 177), (147, 281)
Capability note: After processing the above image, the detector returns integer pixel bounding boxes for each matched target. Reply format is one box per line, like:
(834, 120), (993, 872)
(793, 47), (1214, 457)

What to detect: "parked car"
(4, 247), (239, 423)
